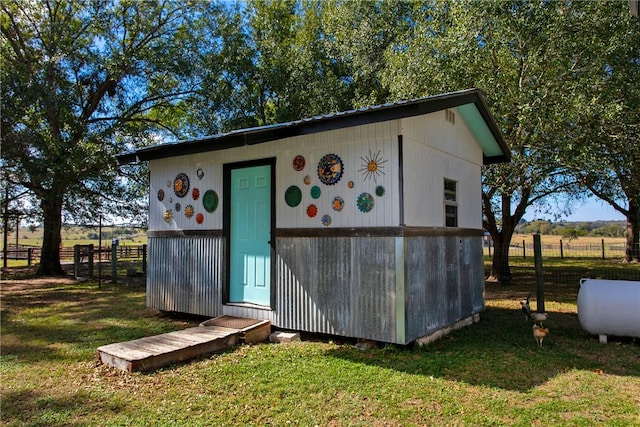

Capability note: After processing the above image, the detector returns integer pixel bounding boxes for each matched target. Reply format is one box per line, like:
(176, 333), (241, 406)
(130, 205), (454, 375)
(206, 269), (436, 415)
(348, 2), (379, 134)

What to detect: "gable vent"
(445, 109), (455, 124)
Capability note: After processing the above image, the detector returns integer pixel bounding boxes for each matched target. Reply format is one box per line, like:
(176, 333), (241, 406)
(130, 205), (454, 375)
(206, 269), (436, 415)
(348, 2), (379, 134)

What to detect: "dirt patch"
(1, 265), (145, 296)
(1, 266), (78, 294)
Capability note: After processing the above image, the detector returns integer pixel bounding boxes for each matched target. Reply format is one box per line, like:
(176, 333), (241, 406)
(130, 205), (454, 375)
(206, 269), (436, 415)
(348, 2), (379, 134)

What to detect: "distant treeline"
(515, 220), (626, 238)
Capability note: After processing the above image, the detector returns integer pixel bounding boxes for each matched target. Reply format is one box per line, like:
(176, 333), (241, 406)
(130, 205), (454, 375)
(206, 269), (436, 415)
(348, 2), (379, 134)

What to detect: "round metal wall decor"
(321, 214), (332, 227)
(306, 204), (318, 218)
(332, 196), (344, 211)
(303, 175), (311, 185)
(192, 188), (200, 200)
(317, 153), (343, 186)
(163, 210), (172, 222)
(175, 202), (181, 212)
(185, 204), (195, 219)
(157, 189), (165, 201)
(174, 173), (190, 198)
(356, 192), (374, 213)
(293, 155), (306, 171)
(285, 186), (302, 207)
(196, 213), (204, 224)
(197, 168), (204, 180)
(310, 185), (321, 199)
(202, 190), (219, 213)
(375, 185), (385, 197)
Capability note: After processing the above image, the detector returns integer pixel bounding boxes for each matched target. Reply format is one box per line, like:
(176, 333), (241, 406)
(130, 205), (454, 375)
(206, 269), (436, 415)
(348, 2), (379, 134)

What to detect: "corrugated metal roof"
(117, 88), (510, 165)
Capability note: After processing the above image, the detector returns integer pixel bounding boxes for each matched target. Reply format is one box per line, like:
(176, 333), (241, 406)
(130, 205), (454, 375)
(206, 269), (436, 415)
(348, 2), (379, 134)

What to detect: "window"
(444, 178), (458, 227)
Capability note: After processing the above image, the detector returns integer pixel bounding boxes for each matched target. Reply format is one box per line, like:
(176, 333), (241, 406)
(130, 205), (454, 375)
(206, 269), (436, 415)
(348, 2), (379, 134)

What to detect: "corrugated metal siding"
(275, 236), (397, 342)
(404, 235), (484, 343)
(147, 236), (224, 317)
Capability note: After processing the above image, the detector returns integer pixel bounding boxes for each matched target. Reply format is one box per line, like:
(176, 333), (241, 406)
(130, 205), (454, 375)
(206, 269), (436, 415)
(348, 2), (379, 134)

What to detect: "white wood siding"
(149, 121), (401, 231)
(400, 110), (483, 229)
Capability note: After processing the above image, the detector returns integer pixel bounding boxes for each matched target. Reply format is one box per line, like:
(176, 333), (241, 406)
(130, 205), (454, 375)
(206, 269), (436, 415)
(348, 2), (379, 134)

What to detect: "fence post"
(523, 240), (526, 259)
(601, 239), (605, 260)
(27, 248), (32, 266)
(111, 243), (117, 284)
(560, 239), (564, 259)
(88, 244), (94, 278)
(142, 244), (147, 273)
(73, 245), (80, 278)
(533, 234), (545, 313)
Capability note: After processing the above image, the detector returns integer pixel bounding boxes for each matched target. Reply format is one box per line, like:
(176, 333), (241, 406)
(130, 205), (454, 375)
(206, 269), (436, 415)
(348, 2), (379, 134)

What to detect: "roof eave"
(116, 89), (510, 165)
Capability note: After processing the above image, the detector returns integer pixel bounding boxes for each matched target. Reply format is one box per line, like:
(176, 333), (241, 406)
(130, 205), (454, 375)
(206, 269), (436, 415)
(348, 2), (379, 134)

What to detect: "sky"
(563, 199), (625, 222)
(525, 198), (626, 222)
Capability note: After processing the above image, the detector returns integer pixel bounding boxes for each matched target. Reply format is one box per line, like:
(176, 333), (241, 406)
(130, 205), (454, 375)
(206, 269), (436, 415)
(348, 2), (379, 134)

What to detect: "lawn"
(1, 266), (639, 426)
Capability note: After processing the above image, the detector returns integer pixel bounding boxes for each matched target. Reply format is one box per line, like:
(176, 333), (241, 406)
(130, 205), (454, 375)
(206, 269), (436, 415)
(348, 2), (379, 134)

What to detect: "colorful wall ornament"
(285, 186), (302, 207)
(293, 155), (306, 171)
(202, 190), (219, 213)
(174, 173), (190, 197)
(359, 150), (387, 183)
(332, 196), (344, 211)
(310, 185), (321, 199)
(356, 192), (375, 213)
(317, 153), (343, 185)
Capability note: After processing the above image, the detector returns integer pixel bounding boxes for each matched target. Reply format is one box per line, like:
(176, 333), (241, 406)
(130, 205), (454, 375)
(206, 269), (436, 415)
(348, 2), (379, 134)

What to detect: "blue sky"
(524, 198), (626, 222)
(562, 199), (625, 222)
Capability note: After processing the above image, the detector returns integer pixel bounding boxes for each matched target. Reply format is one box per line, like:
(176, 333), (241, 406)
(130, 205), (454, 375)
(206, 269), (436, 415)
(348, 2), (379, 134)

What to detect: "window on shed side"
(444, 178), (458, 227)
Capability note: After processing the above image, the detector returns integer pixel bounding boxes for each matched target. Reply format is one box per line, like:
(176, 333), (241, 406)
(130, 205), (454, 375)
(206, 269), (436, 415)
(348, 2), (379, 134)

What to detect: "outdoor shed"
(117, 89), (510, 345)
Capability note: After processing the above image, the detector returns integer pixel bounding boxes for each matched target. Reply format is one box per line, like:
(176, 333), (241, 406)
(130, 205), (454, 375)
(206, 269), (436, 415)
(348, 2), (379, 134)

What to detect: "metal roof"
(116, 88), (510, 165)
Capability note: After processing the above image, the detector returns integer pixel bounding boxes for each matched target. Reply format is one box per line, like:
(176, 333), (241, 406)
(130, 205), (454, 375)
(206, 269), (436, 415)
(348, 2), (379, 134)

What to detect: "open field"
(1, 264), (639, 426)
(2, 226), (147, 249)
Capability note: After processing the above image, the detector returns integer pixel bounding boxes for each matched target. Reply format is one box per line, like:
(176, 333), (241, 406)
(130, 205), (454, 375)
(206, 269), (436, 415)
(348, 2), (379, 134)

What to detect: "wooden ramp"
(96, 316), (270, 372)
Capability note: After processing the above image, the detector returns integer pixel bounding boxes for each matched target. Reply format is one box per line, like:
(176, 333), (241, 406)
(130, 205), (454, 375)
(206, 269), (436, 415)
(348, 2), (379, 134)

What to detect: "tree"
(552, 2), (640, 261)
(1, 0), (222, 275)
(384, 0), (631, 284)
(321, 0), (413, 108)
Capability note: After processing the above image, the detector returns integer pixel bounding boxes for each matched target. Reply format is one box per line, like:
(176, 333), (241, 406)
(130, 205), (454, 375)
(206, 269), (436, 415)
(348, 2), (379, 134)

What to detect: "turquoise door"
(229, 164), (272, 306)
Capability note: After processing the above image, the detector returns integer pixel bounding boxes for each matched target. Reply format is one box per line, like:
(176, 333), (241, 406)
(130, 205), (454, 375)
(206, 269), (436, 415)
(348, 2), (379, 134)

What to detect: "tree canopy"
(1, 0), (223, 274)
(2, 0), (638, 276)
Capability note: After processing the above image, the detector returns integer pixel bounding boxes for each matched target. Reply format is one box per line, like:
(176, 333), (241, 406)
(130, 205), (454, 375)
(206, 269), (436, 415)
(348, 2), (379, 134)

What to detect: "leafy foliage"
(1, 0), (223, 274)
(2, 0), (638, 274)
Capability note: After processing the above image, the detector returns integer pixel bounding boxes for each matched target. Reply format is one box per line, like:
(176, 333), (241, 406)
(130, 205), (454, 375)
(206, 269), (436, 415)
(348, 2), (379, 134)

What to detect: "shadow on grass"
(0, 278), (201, 364)
(324, 305), (640, 393)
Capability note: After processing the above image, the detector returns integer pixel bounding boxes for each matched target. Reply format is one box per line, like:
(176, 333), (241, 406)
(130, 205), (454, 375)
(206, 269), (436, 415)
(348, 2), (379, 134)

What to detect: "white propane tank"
(577, 279), (640, 343)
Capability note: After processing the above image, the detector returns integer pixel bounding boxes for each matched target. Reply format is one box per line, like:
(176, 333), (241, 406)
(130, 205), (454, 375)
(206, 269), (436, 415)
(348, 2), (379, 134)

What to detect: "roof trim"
(117, 89), (510, 165)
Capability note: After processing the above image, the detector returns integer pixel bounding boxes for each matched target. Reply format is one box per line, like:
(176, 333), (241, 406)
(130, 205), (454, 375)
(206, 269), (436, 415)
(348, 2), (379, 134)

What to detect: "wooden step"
(97, 317), (270, 372)
(200, 315), (271, 344)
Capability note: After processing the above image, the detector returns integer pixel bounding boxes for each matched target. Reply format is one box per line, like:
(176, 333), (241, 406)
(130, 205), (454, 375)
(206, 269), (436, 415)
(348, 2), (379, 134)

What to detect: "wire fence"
(483, 238), (636, 260)
(483, 237), (640, 286)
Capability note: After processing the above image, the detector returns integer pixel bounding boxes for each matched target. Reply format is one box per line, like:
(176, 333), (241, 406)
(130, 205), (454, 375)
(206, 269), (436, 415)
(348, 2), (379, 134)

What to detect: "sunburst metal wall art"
(359, 150), (387, 183)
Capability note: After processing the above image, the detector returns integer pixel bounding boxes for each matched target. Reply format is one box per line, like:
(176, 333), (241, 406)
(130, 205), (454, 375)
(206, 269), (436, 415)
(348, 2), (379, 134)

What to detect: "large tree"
(1, 0), (222, 275)
(553, 2), (640, 261)
(384, 0), (636, 284)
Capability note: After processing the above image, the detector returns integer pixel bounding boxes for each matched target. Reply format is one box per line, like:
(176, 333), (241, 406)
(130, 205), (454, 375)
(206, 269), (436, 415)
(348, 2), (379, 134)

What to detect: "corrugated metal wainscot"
(275, 235), (397, 343)
(404, 233), (484, 343)
(147, 234), (224, 317)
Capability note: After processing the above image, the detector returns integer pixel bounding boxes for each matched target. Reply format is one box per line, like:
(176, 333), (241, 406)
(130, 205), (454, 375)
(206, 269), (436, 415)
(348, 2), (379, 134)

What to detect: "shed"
(117, 89), (510, 345)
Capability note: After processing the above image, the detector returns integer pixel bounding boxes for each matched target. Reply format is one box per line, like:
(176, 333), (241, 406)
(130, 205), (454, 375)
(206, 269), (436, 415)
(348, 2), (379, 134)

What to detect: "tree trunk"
(36, 194), (66, 276)
(487, 232), (512, 286)
(624, 199), (639, 262)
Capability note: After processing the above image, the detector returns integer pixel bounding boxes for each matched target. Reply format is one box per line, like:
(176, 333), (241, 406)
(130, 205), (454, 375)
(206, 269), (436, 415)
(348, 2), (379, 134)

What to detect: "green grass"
(1, 267), (640, 426)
